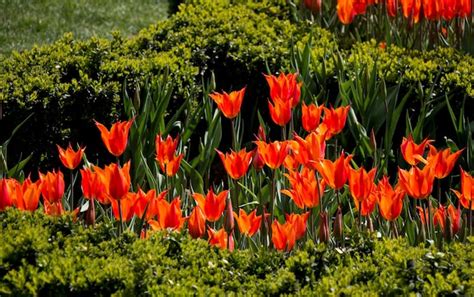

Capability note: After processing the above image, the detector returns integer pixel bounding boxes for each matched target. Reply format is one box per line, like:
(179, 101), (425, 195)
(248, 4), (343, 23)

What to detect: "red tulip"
(282, 168), (325, 209)
(155, 134), (180, 164)
(377, 177), (405, 221)
(348, 166), (377, 203)
(337, 0), (356, 24)
(95, 119), (133, 157)
(264, 72), (301, 108)
(0, 178), (17, 211)
(188, 206), (206, 238)
(14, 177), (42, 212)
(302, 103), (323, 132)
(268, 98), (292, 127)
(39, 170), (65, 203)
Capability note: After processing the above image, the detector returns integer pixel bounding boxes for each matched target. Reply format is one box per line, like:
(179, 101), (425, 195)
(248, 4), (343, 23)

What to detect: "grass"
(0, 0), (174, 55)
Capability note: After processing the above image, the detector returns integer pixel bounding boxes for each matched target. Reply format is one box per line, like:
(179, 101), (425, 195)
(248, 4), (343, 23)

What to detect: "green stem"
(118, 199), (123, 236)
(70, 170), (74, 210)
(231, 118), (239, 150)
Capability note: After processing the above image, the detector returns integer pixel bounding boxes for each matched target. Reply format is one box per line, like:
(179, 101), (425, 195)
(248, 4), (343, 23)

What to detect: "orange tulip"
(400, 135), (432, 166)
(304, 0), (322, 12)
(149, 197), (186, 231)
(13, 177), (42, 212)
(290, 132), (326, 169)
(0, 178), (17, 211)
(321, 106), (350, 139)
(254, 140), (289, 169)
(271, 219), (296, 251)
(447, 204), (461, 235)
(348, 166), (377, 203)
(416, 206), (427, 225)
(427, 145), (464, 179)
(233, 208), (262, 237)
(111, 192), (137, 222)
(452, 168), (474, 210)
(398, 165), (435, 199)
(285, 212), (310, 240)
(314, 152), (353, 190)
(337, 0), (356, 24)
(44, 200), (64, 216)
(209, 87), (246, 119)
(377, 177), (405, 221)
(158, 153), (183, 177)
(39, 170), (65, 203)
(80, 168), (108, 204)
(353, 191), (378, 216)
(108, 162), (131, 201)
(192, 188), (228, 222)
(95, 119), (133, 157)
(57, 144), (85, 170)
(155, 134), (180, 164)
(216, 148), (253, 180)
(387, 0), (397, 17)
(264, 72), (301, 108)
(400, 0), (422, 22)
(302, 103), (323, 132)
(207, 227), (228, 249)
(132, 188), (158, 219)
(458, 0), (471, 17)
(434, 204), (461, 235)
(188, 206), (206, 238)
(143, 190), (168, 220)
(268, 98), (292, 127)
(282, 168), (325, 209)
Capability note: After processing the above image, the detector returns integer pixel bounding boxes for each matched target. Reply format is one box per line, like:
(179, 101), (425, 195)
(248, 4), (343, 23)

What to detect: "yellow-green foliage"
(0, 209), (473, 295)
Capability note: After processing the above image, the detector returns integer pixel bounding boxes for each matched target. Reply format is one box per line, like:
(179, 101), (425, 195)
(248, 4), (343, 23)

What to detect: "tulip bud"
(333, 206), (343, 241)
(85, 198), (96, 226)
(224, 198), (234, 233)
(367, 216), (374, 233)
(228, 233), (235, 252)
(370, 129), (377, 152)
(445, 215), (453, 242)
(252, 149), (265, 171)
(319, 211), (329, 244)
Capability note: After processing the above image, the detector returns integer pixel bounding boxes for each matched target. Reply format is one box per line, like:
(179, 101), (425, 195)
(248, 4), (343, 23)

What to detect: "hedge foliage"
(0, 208), (473, 296)
(0, 0), (473, 170)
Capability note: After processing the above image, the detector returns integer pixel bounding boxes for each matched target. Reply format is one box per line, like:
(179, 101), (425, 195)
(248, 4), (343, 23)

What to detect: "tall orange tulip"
(387, 0), (397, 17)
(80, 167), (108, 203)
(159, 153), (183, 177)
(254, 140), (289, 169)
(155, 134), (180, 164)
(282, 168), (325, 209)
(285, 212), (310, 240)
(13, 178), (42, 212)
(302, 103), (323, 132)
(192, 188), (228, 222)
(209, 87), (246, 119)
(0, 178), (17, 211)
(207, 227), (228, 249)
(290, 132), (326, 169)
(268, 98), (292, 126)
(313, 152), (353, 190)
(435, 204), (461, 235)
(398, 165), (435, 199)
(400, 135), (432, 166)
(321, 106), (350, 139)
(233, 208), (262, 237)
(43, 200), (64, 216)
(400, 0), (422, 22)
(188, 206), (206, 238)
(337, 0), (356, 24)
(111, 192), (136, 222)
(348, 166), (377, 203)
(57, 144), (85, 170)
(427, 145), (464, 179)
(271, 219), (296, 251)
(264, 72), (301, 108)
(144, 190), (168, 220)
(107, 162), (131, 201)
(132, 188), (157, 219)
(354, 191), (378, 216)
(377, 177), (405, 221)
(216, 148), (253, 180)
(149, 197), (186, 231)
(95, 119), (133, 157)
(39, 170), (65, 203)
(452, 168), (474, 210)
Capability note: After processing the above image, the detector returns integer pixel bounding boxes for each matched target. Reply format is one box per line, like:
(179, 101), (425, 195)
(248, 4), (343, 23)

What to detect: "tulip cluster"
(0, 70), (472, 253)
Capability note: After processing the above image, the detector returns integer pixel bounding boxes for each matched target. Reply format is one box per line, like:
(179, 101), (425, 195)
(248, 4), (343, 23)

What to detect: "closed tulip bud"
(367, 216), (374, 232)
(224, 198), (234, 233)
(333, 206), (343, 241)
(319, 211), (330, 244)
(228, 233), (235, 252)
(85, 199), (96, 226)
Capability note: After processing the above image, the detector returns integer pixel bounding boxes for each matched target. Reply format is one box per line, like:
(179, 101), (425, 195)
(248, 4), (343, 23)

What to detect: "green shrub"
(0, 208), (473, 295)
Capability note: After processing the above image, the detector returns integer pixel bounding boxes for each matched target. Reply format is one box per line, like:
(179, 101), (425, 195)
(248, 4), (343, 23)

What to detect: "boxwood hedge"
(0, 208), (473, 296)
(0, 0), (473, 170)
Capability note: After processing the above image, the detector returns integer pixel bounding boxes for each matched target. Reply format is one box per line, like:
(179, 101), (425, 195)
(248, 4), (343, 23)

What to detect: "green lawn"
(0, 0), (174, 55)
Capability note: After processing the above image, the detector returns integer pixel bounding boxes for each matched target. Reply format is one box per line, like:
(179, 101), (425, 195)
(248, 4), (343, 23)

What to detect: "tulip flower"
(111, 192), (136, 222)
(57, 144), (85, 170)
(387, 0), (397, 17)
(283, 152), (299, 170)
(271, 219), (296, 251)
(43, 200), (64, 216)
(233, 208), (262, 237)
(155, 134), (180, 164)
(107, 162), (131, 201)
(434, 204), (461, 236)
(447, 204), (461, 235)
(417, 206), (428, 225)
(354, 191), (378, 216)
(348, 166), (377, 204)
(302, 103), (323, 132)
(95, 119), (133, 157)
(319, 211), (330, 243)
(188, 206), (206, 238)
(209, 87), (246, 119)
(216, 148), (253, 180)
(285, 212), (310, 240)
(400, 0), (422, 23)
(132, 188), (157, 219)
(159, 153), (184, 177)
(39, 170), (65, 203)
(264, 72), (301, 108)
(398, 165), (435, 199)
(337, 0), (356, 24)
(254, 140), (289, 169)
(149, 197), (186, 231)
(452, 168), (474, 210)
(400, 135), (433, 166)
(377, 177), (405, 221)
(304, 0), (322, 12)
(282, 168), (325, 209)
(14, 177), (42, 212)
(268, 98), (292, 126)
(192, 188), (228, 222)
(313, 152), (353, 190)
(207, 227), (228, 250)
(290, 132), (326, 169)
(427, 145), (464, 179)
(80, 168), (108, 204)
(321, 105), (350, 139)
(0, 178), (16, 211)
(142, 190), (168, 220)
